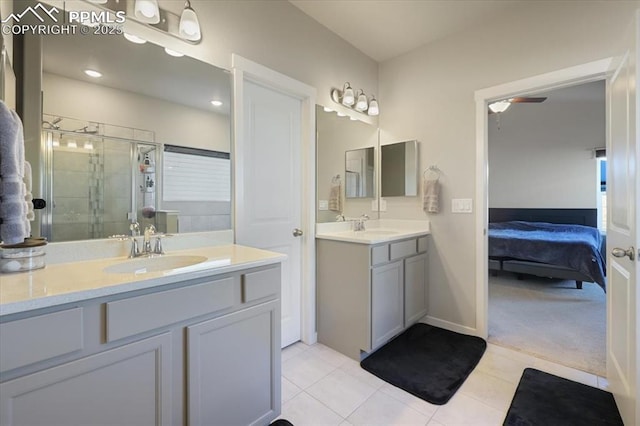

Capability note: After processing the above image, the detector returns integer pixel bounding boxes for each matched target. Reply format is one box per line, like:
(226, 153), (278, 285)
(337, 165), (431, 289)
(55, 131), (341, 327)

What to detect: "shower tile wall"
(52, 139), (131, 241)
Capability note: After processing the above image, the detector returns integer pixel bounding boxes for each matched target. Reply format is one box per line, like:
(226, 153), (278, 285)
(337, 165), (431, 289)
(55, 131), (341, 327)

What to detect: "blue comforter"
(489, 221), (606, 290)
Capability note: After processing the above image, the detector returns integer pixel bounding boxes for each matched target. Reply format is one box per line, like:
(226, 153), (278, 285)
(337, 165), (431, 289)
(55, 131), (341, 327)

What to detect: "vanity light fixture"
(123, 33), (147, 44)
(210, 100), (223, 107)
(134, 0), (160, 24)
(488, 100), (511, 114)
(179, 0), (202, 42)
(164, 48), (184, 57)
(84, 69), (102, 78)
(331, 83), (379, 116)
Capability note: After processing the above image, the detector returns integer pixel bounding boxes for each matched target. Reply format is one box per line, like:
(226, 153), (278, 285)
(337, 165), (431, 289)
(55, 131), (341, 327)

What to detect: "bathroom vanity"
(0, 245), (284, 426)
(316, 221), (430, 360)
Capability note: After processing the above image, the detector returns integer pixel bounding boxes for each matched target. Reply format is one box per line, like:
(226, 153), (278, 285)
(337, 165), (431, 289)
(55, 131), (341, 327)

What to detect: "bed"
(488, 208), (606, 291)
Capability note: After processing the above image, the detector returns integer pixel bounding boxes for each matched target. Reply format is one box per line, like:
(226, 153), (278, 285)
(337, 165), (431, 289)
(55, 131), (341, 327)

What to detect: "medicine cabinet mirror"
(381, 140), (419, 197)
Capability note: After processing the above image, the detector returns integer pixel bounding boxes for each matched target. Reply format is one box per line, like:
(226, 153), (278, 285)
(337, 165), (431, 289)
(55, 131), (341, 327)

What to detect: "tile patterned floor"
(278, 341), (608, 425)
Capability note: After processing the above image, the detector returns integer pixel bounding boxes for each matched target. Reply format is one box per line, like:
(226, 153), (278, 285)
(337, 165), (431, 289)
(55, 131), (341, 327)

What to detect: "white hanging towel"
(329, 179), (342, 212)
(422, 178), (440, 214)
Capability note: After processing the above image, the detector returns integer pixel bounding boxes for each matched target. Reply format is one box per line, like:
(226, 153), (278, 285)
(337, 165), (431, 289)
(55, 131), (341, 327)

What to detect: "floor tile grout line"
(300, 389), (348, 423)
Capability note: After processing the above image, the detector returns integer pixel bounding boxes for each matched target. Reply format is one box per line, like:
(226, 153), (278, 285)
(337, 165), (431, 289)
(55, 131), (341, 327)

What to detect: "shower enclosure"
(41, 116), (158, 242)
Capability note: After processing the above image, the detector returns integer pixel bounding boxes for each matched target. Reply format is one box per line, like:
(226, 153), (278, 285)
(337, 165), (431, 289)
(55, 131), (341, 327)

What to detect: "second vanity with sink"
(0, 243), (284, 426)
(316, 220), (430, 360)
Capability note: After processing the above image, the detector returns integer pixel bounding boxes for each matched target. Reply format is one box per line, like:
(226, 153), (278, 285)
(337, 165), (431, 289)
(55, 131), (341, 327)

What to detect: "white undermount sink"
(104, 255), (208, 274)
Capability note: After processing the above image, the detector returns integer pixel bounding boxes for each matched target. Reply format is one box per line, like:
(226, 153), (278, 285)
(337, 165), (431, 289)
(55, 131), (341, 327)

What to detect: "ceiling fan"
(488, 96), (547, 114)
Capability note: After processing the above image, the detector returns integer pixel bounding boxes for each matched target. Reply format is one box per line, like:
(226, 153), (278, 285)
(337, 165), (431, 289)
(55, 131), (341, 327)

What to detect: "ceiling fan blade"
(510, 97), (547, 103)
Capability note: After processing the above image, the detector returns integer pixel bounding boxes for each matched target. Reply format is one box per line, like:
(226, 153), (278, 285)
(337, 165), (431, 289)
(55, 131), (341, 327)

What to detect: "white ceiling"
(289, 0), (528, 62)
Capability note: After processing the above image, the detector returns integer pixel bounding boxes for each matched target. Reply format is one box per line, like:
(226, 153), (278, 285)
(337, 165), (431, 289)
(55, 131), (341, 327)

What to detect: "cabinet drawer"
(242, 267), (280, 303)
(106, 278), (235, 342)
(417, 236), (428, 253)
(371, 244), (389, 266)
(1, 308), (84, 373)
(390, 239), (417, 260)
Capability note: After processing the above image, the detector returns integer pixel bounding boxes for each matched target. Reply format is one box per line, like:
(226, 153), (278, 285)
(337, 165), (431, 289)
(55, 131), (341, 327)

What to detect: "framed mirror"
(345, 147), (375, 198)
(381, 140), (419, 197)
(27, 17), (231, 242)
(316, 106), (379, 223)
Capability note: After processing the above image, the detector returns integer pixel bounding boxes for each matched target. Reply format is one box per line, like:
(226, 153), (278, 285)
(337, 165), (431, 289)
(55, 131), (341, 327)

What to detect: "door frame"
(474, 58), (613, 338)
(232, 54), (318, 345)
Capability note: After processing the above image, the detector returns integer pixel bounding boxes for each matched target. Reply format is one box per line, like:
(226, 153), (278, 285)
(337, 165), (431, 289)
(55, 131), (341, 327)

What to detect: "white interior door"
(238, 79), (303, 348)
(606, 10), (639, 425)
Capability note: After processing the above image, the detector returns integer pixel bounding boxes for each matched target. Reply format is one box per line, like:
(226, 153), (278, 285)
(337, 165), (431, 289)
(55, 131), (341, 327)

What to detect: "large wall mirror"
(381, 140), (419, 197)
(25, 15), (231, 242)
(316, 106), (379, 223)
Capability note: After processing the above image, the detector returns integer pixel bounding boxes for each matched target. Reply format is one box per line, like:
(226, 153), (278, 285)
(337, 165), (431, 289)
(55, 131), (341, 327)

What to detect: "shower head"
(42, 117), (63, 130)
(73, 125), (98, 134)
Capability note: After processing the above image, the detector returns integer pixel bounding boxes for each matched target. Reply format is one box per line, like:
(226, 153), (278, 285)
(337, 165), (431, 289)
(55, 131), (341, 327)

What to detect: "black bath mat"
(504, 368), (623, 425)
(360, 323), (486, 405)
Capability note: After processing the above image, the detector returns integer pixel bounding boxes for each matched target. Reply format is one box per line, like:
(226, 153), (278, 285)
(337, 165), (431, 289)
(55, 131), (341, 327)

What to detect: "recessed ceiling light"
(210, 100), (223, 107)
(84, 69), (102, 78)
(124, 33), (147, 44)
(164, 47), (184, 57)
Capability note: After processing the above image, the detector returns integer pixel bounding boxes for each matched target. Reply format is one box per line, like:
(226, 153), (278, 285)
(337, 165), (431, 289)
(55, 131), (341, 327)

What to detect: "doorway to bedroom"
(486, 79), (607, 377)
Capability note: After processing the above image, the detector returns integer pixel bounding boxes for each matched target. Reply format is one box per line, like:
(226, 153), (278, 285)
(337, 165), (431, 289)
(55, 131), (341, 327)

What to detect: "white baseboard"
(421, 316), (479, 337)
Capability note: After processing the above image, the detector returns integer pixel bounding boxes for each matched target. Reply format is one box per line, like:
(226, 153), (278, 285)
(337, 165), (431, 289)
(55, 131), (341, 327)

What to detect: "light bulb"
(355, 91), (368, 112)
(84, 69), (102, 78)
(342, 83), (355, 106)
(179, 2), (201, 41)
(124, 33), (147, 44)
(488, 100), (511, 113)
(367, 97), (379, 116)
(134, 0), (160, 24)
(164, 48), (184, 57)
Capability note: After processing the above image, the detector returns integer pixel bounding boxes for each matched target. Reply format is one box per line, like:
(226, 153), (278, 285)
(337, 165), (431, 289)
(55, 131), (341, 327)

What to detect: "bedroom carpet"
(489, 274), (606, 376)
(360, 323), (486, 405)
(504, 368), (623, 425)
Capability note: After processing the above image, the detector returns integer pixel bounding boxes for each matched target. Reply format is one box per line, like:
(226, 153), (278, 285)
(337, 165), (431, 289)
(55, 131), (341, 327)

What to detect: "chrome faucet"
(353, 214), (370, 232)
(143, 225), (157, 254)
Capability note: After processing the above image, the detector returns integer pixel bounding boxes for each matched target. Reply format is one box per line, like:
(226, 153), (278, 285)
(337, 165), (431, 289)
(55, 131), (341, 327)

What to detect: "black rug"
(504, 368), (623, 425)
(360, 323), (486, 405)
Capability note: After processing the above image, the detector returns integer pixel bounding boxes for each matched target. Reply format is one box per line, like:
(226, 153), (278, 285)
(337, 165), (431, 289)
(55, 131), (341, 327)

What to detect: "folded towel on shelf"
(422, 178), (440, 214)
(329, 180), (342, 212)
(0, 100), (29, 244)
(24, 161), (34, 221)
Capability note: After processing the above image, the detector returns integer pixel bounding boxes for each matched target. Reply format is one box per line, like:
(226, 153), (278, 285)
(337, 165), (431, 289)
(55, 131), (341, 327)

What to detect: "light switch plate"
(319, 200), (329, 211)
(379, 198), (387, 212)
(452, 198), (473, 213)
(371, 199), (379, 211)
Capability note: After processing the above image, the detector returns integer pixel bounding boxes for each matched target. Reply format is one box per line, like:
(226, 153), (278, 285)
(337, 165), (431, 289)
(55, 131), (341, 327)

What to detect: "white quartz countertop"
(0, 245), (286, 317)
(316, 219), (430, 244)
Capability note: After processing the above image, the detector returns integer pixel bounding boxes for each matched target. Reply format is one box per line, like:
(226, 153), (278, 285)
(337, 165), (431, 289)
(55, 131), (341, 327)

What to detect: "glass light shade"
(164, 48), (184, 57)
(488, 100), (511, 113)
(84, 141), (94, 150)
(124, 33), (147, 44)
(342, 84), (355, 106)
(367, 97), (379, 116)
(337, 112), (346, 117)
(179, 5), (202, 41)
(355, 92), (368, 112)
(67, 140), (77, 149)
(323, 107), (332, 112)
(134, 0), (160, 24)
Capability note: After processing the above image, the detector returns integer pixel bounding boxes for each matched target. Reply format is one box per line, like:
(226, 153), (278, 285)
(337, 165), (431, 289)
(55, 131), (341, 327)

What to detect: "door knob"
(612, 246), (635, 261)
(292, 228), (303, 237)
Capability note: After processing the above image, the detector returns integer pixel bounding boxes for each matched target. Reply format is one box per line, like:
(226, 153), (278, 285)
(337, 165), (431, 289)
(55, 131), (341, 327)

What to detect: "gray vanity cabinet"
(0, 332), (172, 426)
(317, 235), (428, 360)
(0, 263), (282, 426)
(371, 260), (404, 349)
(187, 300), (280, 426)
